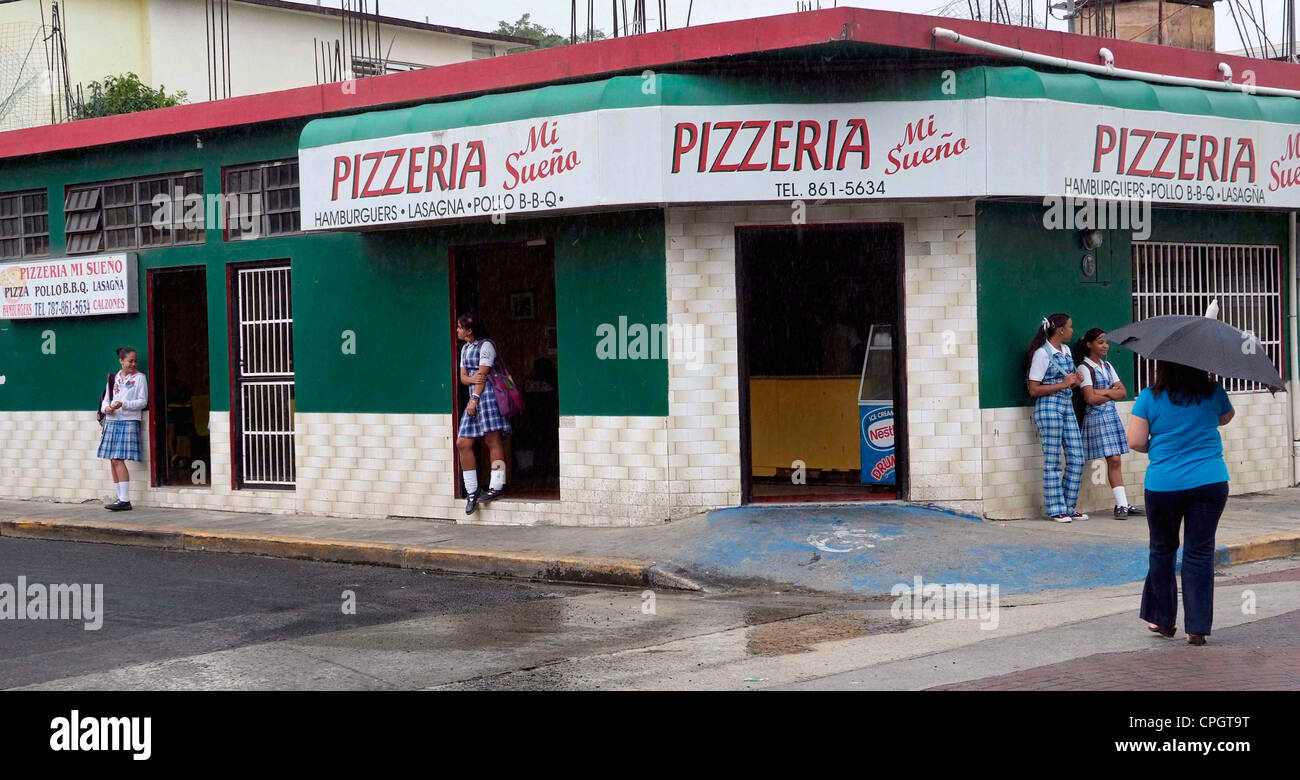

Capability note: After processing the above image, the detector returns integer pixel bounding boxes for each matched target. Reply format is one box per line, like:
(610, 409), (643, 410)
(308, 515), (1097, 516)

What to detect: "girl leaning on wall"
(1025, 313), (1089, 522)
(97, 346), (149, 511)
(1072, 327), (1144, 519)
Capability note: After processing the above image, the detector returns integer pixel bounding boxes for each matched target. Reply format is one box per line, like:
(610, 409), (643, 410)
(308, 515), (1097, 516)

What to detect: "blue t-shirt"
(1131, 384), (1234, 492)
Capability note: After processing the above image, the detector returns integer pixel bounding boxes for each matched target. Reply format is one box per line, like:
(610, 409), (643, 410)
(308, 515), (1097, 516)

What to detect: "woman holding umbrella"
(1112, 305), (1280, 646)
(1127, 363), (1233, 645)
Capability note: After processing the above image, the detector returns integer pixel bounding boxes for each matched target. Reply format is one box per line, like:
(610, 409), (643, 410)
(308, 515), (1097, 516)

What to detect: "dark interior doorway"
(736, 223), (906, 503)
(148, 266), (211, 487)
(452, 240), (560, 501)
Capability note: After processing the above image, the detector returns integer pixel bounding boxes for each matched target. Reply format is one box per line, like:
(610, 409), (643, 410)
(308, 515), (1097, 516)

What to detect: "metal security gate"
(231, 264), (295, 488)
(1133, 242), (1282, 393)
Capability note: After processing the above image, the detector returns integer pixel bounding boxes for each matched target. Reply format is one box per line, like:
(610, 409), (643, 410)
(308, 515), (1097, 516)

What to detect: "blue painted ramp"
(675, 504), (1150, 596)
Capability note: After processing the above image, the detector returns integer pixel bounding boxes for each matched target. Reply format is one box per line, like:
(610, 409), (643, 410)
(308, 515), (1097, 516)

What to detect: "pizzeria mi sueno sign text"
(298, 97), (1300, 229)
(298, 101), (982, 229)
(1, 253), (138, 320)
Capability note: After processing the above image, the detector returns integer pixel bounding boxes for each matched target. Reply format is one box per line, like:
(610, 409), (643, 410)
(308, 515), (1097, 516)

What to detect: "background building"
(0, 0), (529, 131)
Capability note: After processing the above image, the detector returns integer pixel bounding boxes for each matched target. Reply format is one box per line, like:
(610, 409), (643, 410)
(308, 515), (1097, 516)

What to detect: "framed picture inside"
(509, 291), (535, 321)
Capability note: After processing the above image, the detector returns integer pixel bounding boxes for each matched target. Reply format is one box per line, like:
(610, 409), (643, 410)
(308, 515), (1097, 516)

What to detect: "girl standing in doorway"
(456, 313), (510, 515)
(1026, 313), (1088, 522)
(1073, 328), (1145, 519)
(98, 346), (149, 511)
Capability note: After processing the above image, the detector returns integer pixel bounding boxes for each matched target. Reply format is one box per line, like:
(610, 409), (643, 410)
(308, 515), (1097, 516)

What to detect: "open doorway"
(736, 223), (906, 503)
(148, 266), (212, 487)
(451, 239), (560, 501)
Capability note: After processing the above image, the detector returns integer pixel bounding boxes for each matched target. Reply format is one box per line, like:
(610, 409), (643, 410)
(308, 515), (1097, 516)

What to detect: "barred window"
(65, 172), (204, 254)
(1132, 242), (1283, 394)
(0, 189), (49, 260)
(224, 160), (300, 240)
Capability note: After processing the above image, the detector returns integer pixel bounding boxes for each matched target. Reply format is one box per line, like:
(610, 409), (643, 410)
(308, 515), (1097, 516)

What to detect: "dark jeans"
(1139, 481), (1229, 635)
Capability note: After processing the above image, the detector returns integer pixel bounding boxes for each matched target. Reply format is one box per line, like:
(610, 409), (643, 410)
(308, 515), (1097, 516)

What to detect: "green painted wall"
(0, 123), (666, 417)
(976, 200), (1292, 409)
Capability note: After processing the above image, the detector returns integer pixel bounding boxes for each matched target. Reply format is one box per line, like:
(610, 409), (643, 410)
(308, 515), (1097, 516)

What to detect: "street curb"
(0, 517), (696, 591)
(1215, 533), (1300, 567)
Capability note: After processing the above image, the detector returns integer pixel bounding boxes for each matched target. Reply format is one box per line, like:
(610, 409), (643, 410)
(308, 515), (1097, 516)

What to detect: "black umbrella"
(1108, 313), (1285, 392)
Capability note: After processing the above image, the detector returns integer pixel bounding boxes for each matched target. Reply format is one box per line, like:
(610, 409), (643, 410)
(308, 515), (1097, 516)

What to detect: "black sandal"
(1148, 624), (1176, 638)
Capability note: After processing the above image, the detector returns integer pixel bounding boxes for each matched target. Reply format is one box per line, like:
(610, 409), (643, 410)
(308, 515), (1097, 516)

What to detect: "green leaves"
(74, 73), (187, 120)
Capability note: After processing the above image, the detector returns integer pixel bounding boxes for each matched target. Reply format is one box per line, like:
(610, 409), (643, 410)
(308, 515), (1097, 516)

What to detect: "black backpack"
(96, 373), (114, 427)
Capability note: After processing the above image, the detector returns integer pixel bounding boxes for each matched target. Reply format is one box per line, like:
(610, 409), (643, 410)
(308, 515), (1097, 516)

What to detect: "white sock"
(118, 482), (130, 502)
(463, 470), (479, 494)
(490, 468), (505, 490)
(1113, 486), (1128, 508)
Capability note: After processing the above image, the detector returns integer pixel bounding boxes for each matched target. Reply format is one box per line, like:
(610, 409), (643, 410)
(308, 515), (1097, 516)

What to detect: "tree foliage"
(74, 73), (187, 120)
(496, 12), (606, 52)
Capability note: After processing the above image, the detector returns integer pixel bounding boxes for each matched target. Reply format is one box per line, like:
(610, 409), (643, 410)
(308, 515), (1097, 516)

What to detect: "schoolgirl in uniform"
(98, 346), (149, 511)
(455, 313), (510, 515)
(1074, 328), (1145, 519)
(1026, 313), (1088, 522)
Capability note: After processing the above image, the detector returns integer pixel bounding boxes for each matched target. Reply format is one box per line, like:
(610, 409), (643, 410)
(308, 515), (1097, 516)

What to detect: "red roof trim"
(2, 7), (1297, 161)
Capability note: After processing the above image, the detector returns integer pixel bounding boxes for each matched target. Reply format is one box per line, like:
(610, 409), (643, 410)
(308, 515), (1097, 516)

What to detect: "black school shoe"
(480, 486), (507, 503)
(105, 500), (133, 511)
(464, 489), (481, 515)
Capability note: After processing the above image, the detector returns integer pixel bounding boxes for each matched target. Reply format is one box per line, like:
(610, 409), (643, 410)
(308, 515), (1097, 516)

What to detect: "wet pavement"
(7, 536), (1297, 691)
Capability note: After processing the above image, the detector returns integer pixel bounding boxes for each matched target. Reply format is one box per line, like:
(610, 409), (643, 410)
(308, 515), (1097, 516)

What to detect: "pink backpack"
(485, 341), (525, 418)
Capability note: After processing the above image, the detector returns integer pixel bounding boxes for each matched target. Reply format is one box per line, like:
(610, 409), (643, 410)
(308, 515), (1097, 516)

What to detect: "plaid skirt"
(98, 420), (142, 461)
(458, 383), (512, 438)
(1081, 402), (1129, 461)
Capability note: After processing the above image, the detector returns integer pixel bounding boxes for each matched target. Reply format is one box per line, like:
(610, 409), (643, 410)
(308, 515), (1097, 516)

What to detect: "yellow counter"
(749, 377), (862, 474)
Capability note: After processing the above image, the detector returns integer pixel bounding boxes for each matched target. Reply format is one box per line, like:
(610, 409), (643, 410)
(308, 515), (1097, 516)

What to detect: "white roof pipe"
(932, 27), (1300, 99)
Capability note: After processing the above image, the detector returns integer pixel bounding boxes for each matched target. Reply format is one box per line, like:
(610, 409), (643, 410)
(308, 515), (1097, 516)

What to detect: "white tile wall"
(665, 200), (983, 517)
(0, 410), (674, 526)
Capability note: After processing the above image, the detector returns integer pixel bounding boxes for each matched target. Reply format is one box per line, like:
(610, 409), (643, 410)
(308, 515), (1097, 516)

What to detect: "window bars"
(1132, 241), (1283, 394)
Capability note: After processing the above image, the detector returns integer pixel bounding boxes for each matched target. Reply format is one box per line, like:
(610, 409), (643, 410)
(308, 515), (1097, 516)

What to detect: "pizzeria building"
(1, 7), (1298, 525)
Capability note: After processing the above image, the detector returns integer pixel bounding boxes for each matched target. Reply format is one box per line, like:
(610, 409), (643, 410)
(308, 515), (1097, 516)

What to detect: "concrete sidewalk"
(2, 490), (1299, 597)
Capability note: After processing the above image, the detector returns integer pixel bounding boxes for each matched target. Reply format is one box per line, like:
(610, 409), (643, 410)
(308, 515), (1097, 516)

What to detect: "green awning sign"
(297, 67), (1300, 230)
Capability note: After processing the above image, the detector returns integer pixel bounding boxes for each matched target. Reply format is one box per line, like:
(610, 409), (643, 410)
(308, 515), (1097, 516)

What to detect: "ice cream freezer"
(858, 324), (895, 485)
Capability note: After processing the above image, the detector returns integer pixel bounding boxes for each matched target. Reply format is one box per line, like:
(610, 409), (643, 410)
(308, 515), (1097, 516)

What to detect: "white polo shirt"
(1027, 342), (1068, 383)
(1078, 358), (1116, 388)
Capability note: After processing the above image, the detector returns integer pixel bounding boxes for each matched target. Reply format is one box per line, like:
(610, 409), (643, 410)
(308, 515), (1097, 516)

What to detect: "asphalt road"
(5, 537), (1297, 691)
(0, 536), (587, 689)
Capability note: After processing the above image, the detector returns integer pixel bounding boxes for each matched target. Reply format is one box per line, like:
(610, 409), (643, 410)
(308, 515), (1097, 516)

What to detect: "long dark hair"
(1024, 312), (1070, 373)
(1150, 360), (1216, 406)
(1071, 328), (1105, 367)
(457, 313), (489, 341)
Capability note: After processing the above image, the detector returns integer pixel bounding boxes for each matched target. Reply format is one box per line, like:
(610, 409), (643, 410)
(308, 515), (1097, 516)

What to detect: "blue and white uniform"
(98, 370), (148, 461)
(1079, 358), (1130, 461)
(458, 339), (511, 439)
(1029, 342), (1083, 517)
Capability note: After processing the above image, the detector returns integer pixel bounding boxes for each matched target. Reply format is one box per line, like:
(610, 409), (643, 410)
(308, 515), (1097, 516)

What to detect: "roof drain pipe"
(931, 27), (1300, 99)
(1290, 212), (1299, 486)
